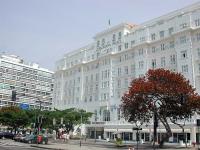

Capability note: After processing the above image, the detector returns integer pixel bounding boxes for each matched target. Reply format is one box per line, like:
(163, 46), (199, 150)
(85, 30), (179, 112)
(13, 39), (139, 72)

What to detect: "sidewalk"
(30, 139), (199, 150)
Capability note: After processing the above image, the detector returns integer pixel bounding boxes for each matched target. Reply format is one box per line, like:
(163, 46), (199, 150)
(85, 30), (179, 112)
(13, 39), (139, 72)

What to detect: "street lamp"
(79, 110), (83, 147)
(35, 98), (43, 135)
(153, 111), (158, 150)
(132, 121), (142, 150)
(94, 115), (98, 143)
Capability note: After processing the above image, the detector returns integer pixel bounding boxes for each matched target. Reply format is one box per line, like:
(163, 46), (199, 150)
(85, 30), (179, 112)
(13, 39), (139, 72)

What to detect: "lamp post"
(132, 121), (142, 150)
(80, 110), (83, 147)
(35, 98), (42, 135)
(94, 115), (98, 143)
(153, 112), (158, 150)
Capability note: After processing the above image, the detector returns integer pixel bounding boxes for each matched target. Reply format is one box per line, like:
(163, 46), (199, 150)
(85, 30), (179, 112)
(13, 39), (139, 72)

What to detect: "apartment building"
(54, 2), (200, 143)
(0, 54), (54, 110)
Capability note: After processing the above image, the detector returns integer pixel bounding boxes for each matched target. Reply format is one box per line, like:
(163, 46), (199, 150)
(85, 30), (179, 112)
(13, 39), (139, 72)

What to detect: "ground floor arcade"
(86, 123), (200, 144)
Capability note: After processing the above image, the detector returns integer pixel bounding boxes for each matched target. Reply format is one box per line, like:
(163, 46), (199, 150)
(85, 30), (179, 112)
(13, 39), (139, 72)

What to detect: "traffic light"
(11, 90), (16, 101)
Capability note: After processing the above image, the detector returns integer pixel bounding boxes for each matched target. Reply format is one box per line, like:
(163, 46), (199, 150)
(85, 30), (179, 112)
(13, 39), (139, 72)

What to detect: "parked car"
(13, 134), (25, 142)
(0, 132), (14, 139)
(23, 134), (48, 144)
(20, 134), (30, 142)
(23, 134), (37, 144)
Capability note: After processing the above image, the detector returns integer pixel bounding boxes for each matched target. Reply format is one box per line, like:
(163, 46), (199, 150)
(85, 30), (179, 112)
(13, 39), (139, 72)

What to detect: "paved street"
(0, 139), (40, 150)
(0, 146), (40, 150)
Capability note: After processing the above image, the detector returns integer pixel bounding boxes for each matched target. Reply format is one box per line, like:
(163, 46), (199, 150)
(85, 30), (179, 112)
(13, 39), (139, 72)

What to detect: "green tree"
(0, 106), (29, 133)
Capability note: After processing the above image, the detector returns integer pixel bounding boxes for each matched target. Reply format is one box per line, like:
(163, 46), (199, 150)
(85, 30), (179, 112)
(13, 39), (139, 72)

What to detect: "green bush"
(115, 137), (123, 146)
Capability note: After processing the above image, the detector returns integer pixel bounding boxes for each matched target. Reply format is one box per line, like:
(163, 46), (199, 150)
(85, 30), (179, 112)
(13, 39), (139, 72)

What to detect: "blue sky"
(0, 0), (199, 71)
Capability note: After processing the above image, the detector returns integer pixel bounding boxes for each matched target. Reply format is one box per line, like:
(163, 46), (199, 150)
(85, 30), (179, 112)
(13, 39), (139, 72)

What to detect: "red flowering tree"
(121, 69), (200, 147)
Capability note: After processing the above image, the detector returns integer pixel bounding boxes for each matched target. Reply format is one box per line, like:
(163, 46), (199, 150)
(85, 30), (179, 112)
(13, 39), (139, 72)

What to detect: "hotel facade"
(0, 54), (54, 110)
(54, 2), (200, 143)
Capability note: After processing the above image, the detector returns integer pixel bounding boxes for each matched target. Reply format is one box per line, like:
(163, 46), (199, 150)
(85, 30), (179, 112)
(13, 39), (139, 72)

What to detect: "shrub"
(115, 137), (123, 146)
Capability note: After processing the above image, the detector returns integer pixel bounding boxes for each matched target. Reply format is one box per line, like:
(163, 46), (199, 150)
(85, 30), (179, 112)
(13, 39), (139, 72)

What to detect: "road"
(0, 145), (41, 150)
(0, 139), (41, 150)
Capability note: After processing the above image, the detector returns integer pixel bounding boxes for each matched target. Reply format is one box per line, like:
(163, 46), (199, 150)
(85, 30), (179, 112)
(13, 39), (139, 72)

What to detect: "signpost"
(19, 103), (29, 110)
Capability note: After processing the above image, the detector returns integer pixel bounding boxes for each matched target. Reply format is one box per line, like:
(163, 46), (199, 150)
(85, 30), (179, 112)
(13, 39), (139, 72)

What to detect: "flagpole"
(108, 19), (111, 28)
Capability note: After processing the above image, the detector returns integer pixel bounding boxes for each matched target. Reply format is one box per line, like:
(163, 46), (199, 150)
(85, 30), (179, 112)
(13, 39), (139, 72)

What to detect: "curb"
(30, 144), (67, 150)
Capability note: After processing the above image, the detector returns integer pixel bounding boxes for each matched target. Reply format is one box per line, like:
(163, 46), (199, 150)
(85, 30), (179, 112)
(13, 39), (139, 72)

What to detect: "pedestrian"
(63, 132), (67, 142)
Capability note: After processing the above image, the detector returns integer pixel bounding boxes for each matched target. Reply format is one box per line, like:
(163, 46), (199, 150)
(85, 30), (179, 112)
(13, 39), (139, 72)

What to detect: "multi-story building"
(54, 2), (200, 143)
(0, 54), (54, 110)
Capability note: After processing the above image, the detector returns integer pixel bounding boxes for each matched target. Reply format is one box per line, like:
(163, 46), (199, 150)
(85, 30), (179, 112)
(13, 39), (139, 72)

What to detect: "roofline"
(0, 58), (54, 74)
(93, 23), (136, 39)
(140, 1), (200, 27)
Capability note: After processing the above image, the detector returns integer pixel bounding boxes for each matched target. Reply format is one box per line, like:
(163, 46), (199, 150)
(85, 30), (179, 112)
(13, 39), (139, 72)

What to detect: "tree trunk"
(159, 117), (172, 148)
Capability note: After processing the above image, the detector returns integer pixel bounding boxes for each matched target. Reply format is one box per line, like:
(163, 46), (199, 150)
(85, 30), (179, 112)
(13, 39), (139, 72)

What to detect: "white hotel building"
(54, 2), (200, 143)
(0, 54), (54, 110)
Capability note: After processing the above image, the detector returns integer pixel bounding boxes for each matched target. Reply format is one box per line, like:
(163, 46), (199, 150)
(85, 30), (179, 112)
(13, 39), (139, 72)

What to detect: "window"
(117, 91), (120, 98)
(124, 66), (128, 74)
(140, 37), (145, 42)
(169, 41), (175, 49)
(117, 108), (120, 120)
(139, 61), (144, 69)
(180, 36), (187, 44)
(152, 47), (156, 53)
(117, 68), (121, 76)
(91, 74), (93, 81)
(168, 27), (174, 35)
(182, 65), (188, 73)
(77, 77), (80, 83)
(102, 38), (105, 47)
(97, 40), (100, 47)
(118, 45), (122, 51)
(131, 64), (136, 73)
(124, 54), (128, 60)
(131, 52), (135, 58)
(197, 48), (200, 57)
(170, 54), (176, 64)
(161, 43), (165, 50)
(112, 34), (116, 44)
(195, 19), (200, 27)
(138, 48), (144, 55)
(151, 33), (156, 40)
(119, 56), (122, 62)
(86, 76), (88, 83)
(103, 110), (110, 121)
(161, 57), (166, 67)
(94, 110), (97, 121)
(159, 31), (164, 38)
(152, 59), (156, 69)
(199, 64), (200, 73)
(117, 79), (121, 88)
(125, 43), (129, 49)
(124, 78), (128, 87)
(181, 50), (187, 59)
(197, 33), (200, 41)
(118, 32), (122, 40)
(131, 40), (135, 47)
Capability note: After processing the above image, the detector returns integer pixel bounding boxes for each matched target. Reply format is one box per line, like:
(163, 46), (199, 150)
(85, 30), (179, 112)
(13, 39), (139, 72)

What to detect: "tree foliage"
(0, 106), (29, 132)
(0, 106), (92, 134)
(121, 69), (200, 146)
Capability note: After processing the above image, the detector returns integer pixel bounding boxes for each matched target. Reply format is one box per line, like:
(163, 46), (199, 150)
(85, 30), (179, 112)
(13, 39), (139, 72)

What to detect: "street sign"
(19, 103), (29, 110)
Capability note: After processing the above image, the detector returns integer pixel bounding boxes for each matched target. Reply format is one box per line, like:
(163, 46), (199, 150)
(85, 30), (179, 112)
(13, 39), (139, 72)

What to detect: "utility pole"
(37, 99), (42, 135)
(80, 111), (83, 147)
